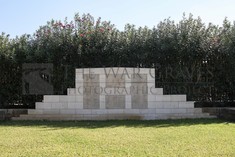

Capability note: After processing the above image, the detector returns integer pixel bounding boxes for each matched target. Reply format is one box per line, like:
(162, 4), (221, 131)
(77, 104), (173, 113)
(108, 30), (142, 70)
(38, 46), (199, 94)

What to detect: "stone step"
(11, 113), (217, 121)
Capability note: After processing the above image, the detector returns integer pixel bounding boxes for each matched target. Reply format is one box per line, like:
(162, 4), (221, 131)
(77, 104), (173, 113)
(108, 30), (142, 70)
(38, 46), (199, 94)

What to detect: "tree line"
(0, 13), (234, 107)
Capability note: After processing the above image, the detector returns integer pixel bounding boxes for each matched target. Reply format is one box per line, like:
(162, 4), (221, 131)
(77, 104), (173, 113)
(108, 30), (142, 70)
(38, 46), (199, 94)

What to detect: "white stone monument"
(13, 67), (215, 120)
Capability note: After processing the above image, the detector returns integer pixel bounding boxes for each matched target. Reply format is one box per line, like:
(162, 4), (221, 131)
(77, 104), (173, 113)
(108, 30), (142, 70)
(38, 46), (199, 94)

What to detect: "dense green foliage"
(0, 13), (235, 107)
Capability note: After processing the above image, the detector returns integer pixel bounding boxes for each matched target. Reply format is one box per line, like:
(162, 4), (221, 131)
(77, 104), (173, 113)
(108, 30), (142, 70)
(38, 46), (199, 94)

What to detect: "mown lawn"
(0, 119), (234, 157)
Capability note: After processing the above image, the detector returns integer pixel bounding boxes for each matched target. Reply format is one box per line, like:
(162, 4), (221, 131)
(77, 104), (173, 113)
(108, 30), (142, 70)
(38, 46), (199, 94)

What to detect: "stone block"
(155, 102), (164, 108)
(75, 82), (84, 90)
(59, 103), (67, 109)
(100, 101), (105, 109)
(131, 74), (147, 83)
(156, 109), (172, 114)
(139, 109), (148, 114)
(131, 95), (147, 109)
(92, 109), (107, 114)
(147, 82), (155, 88)
(179, 101), (194, 108)
(100, 95), (105, 102)
(106, 74), (125, 88)
(74, 102), (83, 109)
(156, 95), (186, 102)
(67, 88), (76, 95)
(67, 96), (76, 102)
(146, 109), (156, 114)
(83, 94), (100, 109)
(83, 74), (100, 83)
(171, 109), (187, 114)
(76, 69), (84, 73)
(28, 109), (43, 115)
(68, 103), (76, 109)
(42, 103), (52, 109)
(126, 95), (131, 102)
(75, 96), (83, 102)
(149, 88), (163, 95)
(76, 73), (85, 79)
(148, 102), (156, 108)
(148, 95), (156, 102)
(83, 73), (100, 109)
(163, 102), (179, 108)
(170, 95), (187, 101)
(51, 103), (62, 109)
(59, 96), (68, 103)
(125, 82), (132, 88)
(107, 109), (124, 114)
(180, 113), (195, 118)
(43, 109), (60, 114)
(105, 95), (125, 109)
(147, 74), (155, 82)
(156, 95), (169, 101)
(76, 109), (92, 114)
(125, 101), (132, 109)
(35, 102), (44, 109)
(124, 109), (140, 114)
(100, 82), (105, 88)
(60, 109), (76, 114)
(43, 95), (60, 102)
(99, 74), (106, 81)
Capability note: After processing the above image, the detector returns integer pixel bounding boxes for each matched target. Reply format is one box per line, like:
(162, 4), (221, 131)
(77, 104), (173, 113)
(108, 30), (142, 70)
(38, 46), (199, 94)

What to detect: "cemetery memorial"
(13, 67), (215, 120)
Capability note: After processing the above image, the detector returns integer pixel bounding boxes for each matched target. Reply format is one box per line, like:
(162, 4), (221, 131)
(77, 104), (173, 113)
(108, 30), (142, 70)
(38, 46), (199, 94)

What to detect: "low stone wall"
(13, 68), (216, 120)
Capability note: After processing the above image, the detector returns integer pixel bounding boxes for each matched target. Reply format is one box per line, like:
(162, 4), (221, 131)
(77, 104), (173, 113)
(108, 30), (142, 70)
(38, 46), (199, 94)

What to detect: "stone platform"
(13, 68), (216, 120)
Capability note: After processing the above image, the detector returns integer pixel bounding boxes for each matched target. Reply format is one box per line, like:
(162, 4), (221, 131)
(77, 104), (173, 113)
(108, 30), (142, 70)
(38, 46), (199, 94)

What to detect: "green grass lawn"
(0, 119), (234, 157)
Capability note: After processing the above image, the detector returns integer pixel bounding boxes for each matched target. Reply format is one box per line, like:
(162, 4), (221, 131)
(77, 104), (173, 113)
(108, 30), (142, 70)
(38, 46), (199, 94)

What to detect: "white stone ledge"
(68, 103), (83, 109)
(171, 109), (187, 114)
(43, 95), (60, 102)
(179, 101), (194, 108)
(107, 109), (124, 114)
(36, 103), (52, 109)
(28, 109), (43, 115)
(73, 87), (165, 95)
(156, 95), (186, 102)
(91, 109), (108, 114)
(156, 109), (172, 114)
(76, 109), (92, 114)
(43, 109), (60, 114)
(60, 109), (76, 114)
(76, 68), (155, 75)
(124, 109), (140, 114)
(162, 102), (179, 108)
(140, 109), (156, 114)
(51, 103), (62, 109)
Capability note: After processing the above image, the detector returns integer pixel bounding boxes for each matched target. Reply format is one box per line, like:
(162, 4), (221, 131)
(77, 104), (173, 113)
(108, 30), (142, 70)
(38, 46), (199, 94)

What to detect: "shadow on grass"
(0, 118), (232, 129)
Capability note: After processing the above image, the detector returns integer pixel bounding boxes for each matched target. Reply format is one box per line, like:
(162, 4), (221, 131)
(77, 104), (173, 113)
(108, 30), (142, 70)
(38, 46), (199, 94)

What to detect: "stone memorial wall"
(13, 68), (215, 120)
